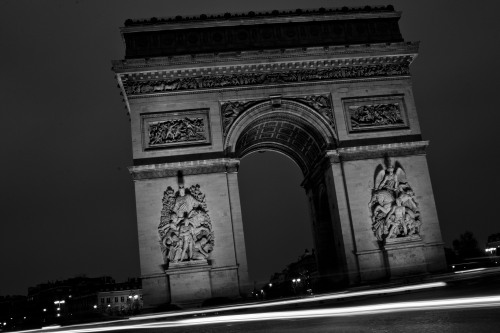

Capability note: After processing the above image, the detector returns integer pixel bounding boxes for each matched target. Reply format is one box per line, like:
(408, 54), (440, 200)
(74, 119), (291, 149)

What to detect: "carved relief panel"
(368, 158), (422, 243)
(158, 184), (215, 265)
(343, 95), (409, 133)
(141, 109), (211, 150)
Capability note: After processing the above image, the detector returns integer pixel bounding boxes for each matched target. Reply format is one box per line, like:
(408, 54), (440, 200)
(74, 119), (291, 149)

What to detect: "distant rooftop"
(124, 5), (395, 27)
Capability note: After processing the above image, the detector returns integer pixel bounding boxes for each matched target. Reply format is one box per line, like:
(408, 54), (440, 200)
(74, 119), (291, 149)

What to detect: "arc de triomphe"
(112, 6), (446, 308)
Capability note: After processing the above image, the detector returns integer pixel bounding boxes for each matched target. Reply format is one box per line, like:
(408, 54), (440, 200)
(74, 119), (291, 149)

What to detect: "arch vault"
(113, 6), (446, 308)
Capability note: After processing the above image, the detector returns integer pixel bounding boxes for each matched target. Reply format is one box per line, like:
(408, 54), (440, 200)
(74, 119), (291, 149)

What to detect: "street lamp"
(127, 292), (141, 314)
(54, 300), (66, 311)
(54, 300), (65, 317)
(292, 278), (301, 294)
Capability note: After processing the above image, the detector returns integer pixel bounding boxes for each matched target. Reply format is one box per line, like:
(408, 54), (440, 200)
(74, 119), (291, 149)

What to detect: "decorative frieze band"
(121, 60), (410, 96)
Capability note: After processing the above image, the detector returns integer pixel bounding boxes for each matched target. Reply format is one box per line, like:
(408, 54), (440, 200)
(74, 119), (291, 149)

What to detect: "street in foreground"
(13, 269), (500, 333)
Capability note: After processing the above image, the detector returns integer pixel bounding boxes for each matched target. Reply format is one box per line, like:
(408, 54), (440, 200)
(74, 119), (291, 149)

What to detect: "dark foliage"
(452, 231), (484, 260)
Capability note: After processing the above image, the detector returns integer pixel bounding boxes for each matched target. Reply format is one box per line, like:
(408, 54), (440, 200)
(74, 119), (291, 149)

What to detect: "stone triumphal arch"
(112, 6), (446, 308)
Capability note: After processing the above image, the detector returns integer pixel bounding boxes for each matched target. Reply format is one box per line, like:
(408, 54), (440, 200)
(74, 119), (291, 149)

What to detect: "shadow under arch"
(225, 98), (346, 292)
(238, 150), (315, 289)
(224, 99), (337, 176)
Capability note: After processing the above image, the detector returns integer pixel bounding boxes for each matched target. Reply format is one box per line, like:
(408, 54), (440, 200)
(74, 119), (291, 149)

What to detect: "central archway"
(225, 99), (337, 176)
(238, 151), (314, 289)
(225, 99), (345, 291)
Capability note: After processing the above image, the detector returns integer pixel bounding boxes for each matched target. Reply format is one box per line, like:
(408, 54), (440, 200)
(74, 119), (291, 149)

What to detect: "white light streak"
(17, 282), (448, 333)
(41, 325), (61, 330)
(454, 268), (486, 274)
(28, 295), (500, 333)
(130, 281), (447, 321)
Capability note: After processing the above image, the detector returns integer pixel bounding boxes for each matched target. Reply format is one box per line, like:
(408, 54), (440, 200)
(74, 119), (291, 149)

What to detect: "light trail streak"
(454, 268), (486, 274)
(34, 294), (500, 332)
(17, 281), (446, 333)
(129, 281), (447, 321)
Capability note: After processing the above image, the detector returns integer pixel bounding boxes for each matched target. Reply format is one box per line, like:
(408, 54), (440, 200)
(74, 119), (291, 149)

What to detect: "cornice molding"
(112, 42), (418, 71)
(122, 6), (398, 29)
(302, 141), (429, 189)
(120, 7), (403, 59)
(327, 140), (429, 163)
(128, 158), (240, 180)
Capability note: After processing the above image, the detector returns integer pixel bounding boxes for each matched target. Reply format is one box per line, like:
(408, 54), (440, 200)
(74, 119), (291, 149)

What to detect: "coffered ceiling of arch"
(235, 114), (325, 174)
(221, 94), (335, 137)
(221, 94), (335, 136)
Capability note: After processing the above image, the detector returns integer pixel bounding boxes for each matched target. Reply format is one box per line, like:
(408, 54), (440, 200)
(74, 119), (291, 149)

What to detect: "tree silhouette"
(452, 231), (484, 259)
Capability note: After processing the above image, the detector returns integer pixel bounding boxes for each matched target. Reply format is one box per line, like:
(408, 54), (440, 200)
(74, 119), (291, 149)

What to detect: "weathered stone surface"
(384, 239), (428, 278)
(166, 264), (212, 305)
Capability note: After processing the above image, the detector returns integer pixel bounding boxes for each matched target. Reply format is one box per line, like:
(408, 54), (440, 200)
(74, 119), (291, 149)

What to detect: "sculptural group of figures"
(158, 185), (214, 264)
(149, 118), (205, 145)
(350, 103), (404, 129)
(124, 63), (410, 95)
(369, 161), (422, 242)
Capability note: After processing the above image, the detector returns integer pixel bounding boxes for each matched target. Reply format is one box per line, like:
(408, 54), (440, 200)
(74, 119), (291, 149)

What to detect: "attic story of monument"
(112, 5), (446, 308)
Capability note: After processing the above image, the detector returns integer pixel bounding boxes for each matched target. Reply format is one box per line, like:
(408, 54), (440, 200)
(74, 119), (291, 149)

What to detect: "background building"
(264, 249), (318, 298)
(485, 233), (500, 256)
(96, 279), (143, 315)
(0, 276), (143, 329)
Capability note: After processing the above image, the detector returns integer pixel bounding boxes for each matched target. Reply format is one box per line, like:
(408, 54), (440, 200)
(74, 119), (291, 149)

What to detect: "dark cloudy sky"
(1, 0), (499, 296)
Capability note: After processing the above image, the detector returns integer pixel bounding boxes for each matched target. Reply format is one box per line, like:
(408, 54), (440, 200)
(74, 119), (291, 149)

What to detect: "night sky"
(1, 0), (499, 296)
